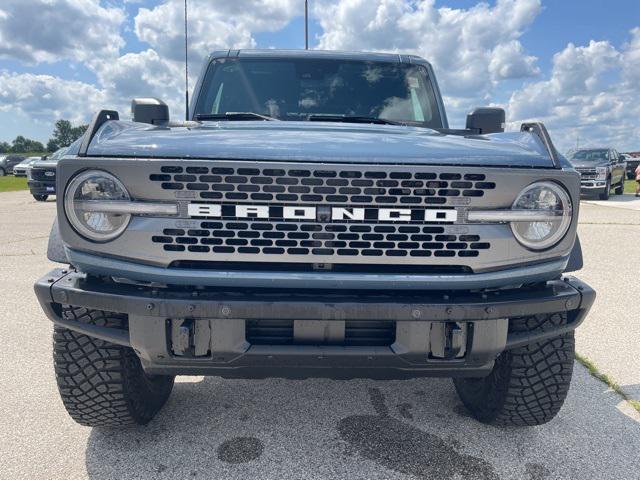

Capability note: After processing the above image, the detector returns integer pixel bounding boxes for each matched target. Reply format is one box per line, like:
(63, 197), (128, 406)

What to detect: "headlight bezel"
(510, 181), (573, 251)
(64, 169), (132, 242)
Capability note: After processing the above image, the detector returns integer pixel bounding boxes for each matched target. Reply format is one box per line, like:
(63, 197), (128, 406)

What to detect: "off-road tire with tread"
(453, 312), (574, 427)
(53, 306), (174, 427)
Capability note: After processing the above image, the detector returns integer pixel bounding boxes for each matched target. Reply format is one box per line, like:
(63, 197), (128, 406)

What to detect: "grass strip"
(575, 352), (640, 414)
(0, 176), (28, 192)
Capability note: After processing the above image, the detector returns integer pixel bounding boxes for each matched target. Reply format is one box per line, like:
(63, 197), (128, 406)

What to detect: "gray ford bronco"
(36, 50), (594, 428)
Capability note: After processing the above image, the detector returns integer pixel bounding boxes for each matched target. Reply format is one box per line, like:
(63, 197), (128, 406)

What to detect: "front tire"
(614, 177), (625, 195)
(453, 313), (574, 427)
(33, 194), (48, 202)
(53, 307), (174, 427)
(598, 178), (611, 200)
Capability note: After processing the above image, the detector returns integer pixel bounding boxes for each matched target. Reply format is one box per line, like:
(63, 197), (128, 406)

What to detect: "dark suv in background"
(0, 154), (26, 176)
(27, 147), (68, 201)
(567, 148), (626, 200)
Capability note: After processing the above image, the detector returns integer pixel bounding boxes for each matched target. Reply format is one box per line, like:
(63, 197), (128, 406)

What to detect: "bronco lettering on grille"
(187, 204), (458, 223)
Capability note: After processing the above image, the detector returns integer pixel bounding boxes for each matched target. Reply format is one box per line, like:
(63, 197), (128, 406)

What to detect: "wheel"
(0, 168), (5, 177)
(598, 178), (611, 200)
(629, 172), (635, 181)
(453, 313), (574, 426)
(33, 194), (48, 202)
(53, 307), (175, 427)
(614, 177), (625, 195)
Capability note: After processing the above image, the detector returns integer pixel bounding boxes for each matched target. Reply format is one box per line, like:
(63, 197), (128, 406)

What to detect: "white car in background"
(12, 156), (42, 177)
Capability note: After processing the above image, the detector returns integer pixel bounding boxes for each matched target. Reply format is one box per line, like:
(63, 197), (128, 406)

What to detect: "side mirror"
(131, 98), (169, 125)
(466, 107), (505, 134)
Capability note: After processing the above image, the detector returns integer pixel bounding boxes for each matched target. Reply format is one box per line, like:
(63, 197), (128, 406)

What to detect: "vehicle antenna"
(184, 0), (189, 120)
(305, 0), (309, 50)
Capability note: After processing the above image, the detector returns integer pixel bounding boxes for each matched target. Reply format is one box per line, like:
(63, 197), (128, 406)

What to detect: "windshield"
(50, 147), (68, 159)
(568, 149), (609, 162)
(194, 58), (443, 128)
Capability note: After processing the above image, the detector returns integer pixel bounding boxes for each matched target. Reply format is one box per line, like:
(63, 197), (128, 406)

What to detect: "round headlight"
(64, 170), (131, 242)
(511, 182), (572, 250)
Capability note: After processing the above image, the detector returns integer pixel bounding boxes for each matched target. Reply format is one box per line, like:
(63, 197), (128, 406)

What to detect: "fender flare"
(47, 217), (69, 264)
(564, 235), (583, 273)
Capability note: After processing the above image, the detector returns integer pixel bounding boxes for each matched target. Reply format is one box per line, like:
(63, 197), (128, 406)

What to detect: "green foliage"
(7, 135), (45, 153)
(2, 119), (89, 154)
(47, 120), (88, 152)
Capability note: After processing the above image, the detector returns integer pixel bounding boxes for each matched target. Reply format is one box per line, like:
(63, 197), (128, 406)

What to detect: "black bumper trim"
(36, 269), (594, 350)
(28, 180), (56, 195)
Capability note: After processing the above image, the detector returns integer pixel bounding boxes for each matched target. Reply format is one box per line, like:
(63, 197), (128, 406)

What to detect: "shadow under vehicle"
(35, 49), (594, 428)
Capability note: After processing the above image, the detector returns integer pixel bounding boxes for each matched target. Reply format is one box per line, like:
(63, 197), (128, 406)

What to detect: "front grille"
(575, 168), (597, 180)
(152, 220), (490, 259)
(30, 168), (55, 181)
(246, 319), (396, 346)
(149, 166), (496, 206)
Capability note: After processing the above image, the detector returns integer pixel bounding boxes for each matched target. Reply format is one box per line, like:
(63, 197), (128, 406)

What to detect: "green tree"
(47, 120), (88, 151)
(0, 141), (10, 153)
(10, 135), (43, 153)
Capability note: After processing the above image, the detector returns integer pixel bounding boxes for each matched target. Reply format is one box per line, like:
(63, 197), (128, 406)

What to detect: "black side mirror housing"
(466, 107), (505, 134)
(132, 98), (169, 125)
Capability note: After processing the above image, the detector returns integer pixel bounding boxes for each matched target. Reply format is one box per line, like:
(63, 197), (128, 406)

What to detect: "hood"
(31, 158), (59, 169)
(570, 161), (610, 169)
(86, 120), (556, 168)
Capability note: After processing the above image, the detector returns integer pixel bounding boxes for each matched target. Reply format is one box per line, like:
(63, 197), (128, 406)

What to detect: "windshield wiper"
(195, 112), (277, 121)
(306, 114), (404, 126)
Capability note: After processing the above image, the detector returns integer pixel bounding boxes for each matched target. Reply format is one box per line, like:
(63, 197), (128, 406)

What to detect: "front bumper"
(35, 268), (595, 379)
(28, 180), (56, 195)
(580, 180), (607, 190)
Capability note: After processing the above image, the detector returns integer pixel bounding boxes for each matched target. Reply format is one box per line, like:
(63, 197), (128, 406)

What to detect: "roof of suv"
(208, 49), (430, 65)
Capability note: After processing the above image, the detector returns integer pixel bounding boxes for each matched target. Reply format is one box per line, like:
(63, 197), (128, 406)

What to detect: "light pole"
(184, 0), (189, 120)
(305, 0), (309, 50)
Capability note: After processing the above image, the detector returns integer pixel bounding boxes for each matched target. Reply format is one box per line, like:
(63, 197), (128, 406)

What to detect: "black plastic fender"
(47, 217), (69, 264)
(564, 235), (583, 273)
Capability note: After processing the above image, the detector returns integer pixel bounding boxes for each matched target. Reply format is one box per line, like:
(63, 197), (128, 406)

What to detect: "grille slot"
(344, 321), (396, 346)
(150, 167), (495, 205)
(30, 169), (55, 181)
(151, 220), (489, 258)
(575, 168), (598, 180)
(245, 320), (396, 346)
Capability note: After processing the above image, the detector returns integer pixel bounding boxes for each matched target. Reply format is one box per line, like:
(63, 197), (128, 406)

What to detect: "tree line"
(0, 120), (88, 154)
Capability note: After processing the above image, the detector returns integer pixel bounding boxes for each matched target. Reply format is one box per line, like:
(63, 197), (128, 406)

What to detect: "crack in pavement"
(0, 235), (49, 246)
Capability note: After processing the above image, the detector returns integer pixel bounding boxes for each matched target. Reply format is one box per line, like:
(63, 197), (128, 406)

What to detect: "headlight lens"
(64, 170), (130, 242)
(596, 167), (607, 180)
(511, 182), (572, 250)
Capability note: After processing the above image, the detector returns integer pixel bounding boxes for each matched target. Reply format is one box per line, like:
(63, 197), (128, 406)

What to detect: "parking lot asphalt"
(1, 190), (639, 480)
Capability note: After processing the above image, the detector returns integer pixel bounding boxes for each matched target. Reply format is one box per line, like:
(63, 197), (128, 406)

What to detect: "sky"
(0, 0), (638, 153)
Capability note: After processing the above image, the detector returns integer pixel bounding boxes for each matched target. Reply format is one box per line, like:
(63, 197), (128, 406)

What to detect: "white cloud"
(0, 0), (638, 152)
(0, 71), (105, 124)
(92, 49), (185, 120)
(135, 0), (299, 62)
(313, 0), (542, 103)
(0, 0), (126, 64)
(508, 33), (640, 152)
